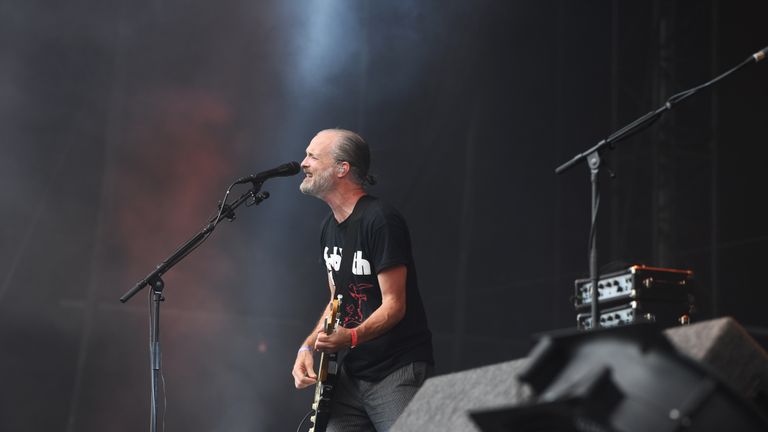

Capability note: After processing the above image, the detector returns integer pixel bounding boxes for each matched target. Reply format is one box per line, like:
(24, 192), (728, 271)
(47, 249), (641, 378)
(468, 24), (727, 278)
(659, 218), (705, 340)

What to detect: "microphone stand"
(119, 182), (270, 432)
(555, 47), (765, 330)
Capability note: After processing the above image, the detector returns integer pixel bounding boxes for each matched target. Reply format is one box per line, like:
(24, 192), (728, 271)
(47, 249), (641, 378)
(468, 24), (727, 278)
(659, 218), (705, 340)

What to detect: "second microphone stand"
(555, 48), (764, 329)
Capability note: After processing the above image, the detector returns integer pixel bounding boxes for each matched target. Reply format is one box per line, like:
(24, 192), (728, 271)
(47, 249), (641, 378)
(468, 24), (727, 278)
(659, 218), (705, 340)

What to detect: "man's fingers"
(294, 372), (317, 389)
(297, 359), (317, 379)
(314, 332), (326, 350)
(292, 367), (318, 389)
(297, 377), (316, 389)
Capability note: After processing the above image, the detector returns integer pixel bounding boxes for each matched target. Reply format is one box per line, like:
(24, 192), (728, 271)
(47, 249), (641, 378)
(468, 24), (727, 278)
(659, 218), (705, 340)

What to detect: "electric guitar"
(308, 294), (343, 432)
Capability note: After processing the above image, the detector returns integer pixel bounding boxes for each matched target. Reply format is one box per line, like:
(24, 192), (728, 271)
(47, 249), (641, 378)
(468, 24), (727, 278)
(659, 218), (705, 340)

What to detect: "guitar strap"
(331, 196), (372, 361)
(335, 196), (372, 295)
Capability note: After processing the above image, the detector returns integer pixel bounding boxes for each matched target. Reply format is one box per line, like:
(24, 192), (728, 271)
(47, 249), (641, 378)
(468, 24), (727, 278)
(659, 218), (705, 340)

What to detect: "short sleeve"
(368, 207), (411, 274)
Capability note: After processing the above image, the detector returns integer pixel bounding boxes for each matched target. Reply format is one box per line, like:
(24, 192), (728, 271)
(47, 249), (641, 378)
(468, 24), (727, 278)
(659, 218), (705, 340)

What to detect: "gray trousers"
(327, 361), (431, 432)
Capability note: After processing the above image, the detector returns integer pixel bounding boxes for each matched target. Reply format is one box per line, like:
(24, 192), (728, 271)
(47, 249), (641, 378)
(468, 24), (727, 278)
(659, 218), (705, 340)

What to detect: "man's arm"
(292, 290), (334, 389)
(315, 265), (407, 351)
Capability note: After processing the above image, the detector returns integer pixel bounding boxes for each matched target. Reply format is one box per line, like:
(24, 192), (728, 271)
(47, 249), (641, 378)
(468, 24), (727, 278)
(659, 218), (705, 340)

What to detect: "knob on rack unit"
(573, 265), (695, 330)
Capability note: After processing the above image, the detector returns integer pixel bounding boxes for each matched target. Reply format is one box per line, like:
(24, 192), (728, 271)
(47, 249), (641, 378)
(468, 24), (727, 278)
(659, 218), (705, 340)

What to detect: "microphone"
(234, 161), (301, 184)
(752, 46), (768, 62)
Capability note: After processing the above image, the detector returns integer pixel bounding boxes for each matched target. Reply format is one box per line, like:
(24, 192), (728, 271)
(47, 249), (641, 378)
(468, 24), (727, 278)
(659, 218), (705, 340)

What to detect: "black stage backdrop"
(0, 1), (767, 430)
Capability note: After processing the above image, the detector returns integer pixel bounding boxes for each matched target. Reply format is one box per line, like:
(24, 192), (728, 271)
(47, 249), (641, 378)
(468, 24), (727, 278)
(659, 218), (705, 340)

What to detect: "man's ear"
(337, 162), (349, 176)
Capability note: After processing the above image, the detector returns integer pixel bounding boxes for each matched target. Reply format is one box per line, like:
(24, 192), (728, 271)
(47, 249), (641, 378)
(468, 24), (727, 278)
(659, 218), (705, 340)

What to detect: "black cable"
(153, 181), (238, 277)
(296, 409), (314, 432)
(666, 56), (753, 106)
(598, 54), (756, 160)
(211, 182), (236, 226)
(161, 370), (167, 432)
(587, 190), (600, 256)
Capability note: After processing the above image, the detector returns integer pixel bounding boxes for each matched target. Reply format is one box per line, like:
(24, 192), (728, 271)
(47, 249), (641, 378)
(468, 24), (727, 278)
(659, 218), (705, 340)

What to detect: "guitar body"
(308, 295), (343, 432)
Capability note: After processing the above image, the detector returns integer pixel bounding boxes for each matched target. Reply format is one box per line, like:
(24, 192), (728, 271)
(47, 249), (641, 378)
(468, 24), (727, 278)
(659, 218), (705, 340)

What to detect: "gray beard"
(299, 168), (334, 197)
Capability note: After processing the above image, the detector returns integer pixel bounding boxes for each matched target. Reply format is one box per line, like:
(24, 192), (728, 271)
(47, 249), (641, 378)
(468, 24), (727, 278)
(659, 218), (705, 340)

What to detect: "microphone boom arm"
(119, 184), (269, 303)
(556, 49), (759, 175)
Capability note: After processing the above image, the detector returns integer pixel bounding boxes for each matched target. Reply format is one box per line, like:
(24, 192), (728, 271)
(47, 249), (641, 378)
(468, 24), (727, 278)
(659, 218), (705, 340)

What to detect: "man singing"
(292, 129), (433, 431)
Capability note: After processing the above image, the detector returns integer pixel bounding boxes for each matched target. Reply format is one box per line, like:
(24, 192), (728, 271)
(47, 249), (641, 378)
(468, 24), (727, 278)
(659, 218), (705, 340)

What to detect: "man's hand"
(314, 327), (352, 353)
(292, 349), (317, 389)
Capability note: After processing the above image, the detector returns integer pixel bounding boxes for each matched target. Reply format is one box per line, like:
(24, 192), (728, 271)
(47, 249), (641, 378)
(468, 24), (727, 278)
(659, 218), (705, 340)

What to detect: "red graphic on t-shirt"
(343, 282), (373, 327)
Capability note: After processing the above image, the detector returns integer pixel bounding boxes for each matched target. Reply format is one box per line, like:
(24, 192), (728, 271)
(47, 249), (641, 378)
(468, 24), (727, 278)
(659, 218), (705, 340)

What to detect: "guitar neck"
(317, 317), (335, 381)
(308, 295), (342, 432)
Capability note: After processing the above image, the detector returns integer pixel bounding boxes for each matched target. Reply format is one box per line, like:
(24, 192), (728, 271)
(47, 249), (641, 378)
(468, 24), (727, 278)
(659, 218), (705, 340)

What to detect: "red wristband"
(350, 328), (358, 348)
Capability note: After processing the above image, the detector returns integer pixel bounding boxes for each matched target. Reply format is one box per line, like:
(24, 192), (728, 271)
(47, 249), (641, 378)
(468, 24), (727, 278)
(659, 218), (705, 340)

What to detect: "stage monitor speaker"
(391, 357), (534, 432)
(665, 317), (768, 406)
(391, 317), (768, 432)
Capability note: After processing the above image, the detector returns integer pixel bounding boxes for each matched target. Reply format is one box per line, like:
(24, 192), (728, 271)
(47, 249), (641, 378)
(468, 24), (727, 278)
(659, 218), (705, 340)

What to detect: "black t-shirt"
(319, 195), (434, 381)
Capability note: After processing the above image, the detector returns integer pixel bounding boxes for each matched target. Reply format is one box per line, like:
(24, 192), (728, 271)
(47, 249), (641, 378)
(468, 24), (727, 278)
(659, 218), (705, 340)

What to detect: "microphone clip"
(247, 191), (270, 207)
